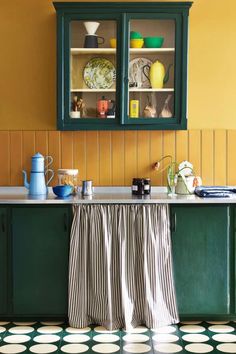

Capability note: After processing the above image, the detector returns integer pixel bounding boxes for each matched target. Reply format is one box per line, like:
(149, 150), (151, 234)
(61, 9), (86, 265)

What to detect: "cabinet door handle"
(64, 213), (68, 232)
(1, 214), (5, 233)
(171, 212), (177, 233)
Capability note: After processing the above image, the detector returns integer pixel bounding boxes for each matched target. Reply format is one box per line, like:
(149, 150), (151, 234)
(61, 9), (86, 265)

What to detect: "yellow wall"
(1, 1), (236, 186)
(0, 0), (236, 129)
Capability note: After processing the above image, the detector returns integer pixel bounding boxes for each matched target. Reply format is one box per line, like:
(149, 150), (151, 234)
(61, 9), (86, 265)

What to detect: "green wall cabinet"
(54, 2), (192, 130)
(11, 206), (71, 317)
(0, 207), (8, 315)
(171, 205), (233, 319)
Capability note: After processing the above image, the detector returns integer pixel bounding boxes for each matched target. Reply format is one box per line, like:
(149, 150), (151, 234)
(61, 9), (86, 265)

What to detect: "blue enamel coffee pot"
(22, 153), (54, 195)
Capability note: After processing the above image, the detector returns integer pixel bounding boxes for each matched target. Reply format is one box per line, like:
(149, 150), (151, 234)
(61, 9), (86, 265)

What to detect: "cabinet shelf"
(129, 88), (174, 92)
(130, 48), (175, 54)
(70, 48), (175, 55)
(71, 88), (174, 93)
(71, 88), (116, 92)
(71, 48), (116, 55)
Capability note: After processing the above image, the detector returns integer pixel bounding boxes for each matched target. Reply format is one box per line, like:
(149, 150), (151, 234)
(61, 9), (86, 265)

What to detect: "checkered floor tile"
(0, 320), (236, 353)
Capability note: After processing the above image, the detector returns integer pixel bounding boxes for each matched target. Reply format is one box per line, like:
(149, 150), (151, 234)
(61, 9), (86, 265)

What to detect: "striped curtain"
(68, 204), (179, 330)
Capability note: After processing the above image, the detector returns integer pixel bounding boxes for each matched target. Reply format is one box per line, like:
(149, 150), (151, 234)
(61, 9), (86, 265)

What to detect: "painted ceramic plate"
(129, 57), (153, 88)
(83, 58), (116, 89)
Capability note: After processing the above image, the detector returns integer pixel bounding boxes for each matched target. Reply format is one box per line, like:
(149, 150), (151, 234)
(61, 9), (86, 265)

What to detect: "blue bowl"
(53, 185), (73, 198)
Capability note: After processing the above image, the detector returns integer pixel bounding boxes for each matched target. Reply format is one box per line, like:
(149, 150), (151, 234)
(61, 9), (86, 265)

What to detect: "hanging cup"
(45, 155), (53, 169)
(45, 169), (54, 186)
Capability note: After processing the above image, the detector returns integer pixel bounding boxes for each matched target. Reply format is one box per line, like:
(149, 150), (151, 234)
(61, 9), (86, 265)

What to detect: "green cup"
(144, 36), (164, 48)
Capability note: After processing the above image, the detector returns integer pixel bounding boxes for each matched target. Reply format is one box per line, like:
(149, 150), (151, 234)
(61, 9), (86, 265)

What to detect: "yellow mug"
(109, 38), (116, 48)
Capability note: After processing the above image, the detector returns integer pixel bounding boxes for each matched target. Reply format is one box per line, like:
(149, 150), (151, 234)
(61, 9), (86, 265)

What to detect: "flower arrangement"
(154, 156), (194, 196)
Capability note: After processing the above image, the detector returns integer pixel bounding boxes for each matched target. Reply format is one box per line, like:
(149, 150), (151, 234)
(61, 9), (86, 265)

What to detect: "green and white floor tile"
(1, 321), (236, 353)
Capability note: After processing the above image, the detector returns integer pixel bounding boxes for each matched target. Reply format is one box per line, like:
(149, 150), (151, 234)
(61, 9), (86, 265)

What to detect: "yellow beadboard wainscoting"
(0, 130), (235, 187)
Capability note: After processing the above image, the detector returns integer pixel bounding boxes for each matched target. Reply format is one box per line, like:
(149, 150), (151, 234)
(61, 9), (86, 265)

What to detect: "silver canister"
(81, 180), (93, 196)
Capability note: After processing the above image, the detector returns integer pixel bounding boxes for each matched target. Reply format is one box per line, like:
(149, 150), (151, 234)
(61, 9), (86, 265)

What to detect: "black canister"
(132, 178), (145, 195)
(144, 178), (151, 195)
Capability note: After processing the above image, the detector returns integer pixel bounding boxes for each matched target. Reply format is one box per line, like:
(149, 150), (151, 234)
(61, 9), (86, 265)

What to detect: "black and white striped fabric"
(69, 204), (179, 330)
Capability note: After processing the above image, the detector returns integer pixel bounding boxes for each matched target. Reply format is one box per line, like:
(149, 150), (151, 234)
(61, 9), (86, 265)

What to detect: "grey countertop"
(0, 187), (236, 204)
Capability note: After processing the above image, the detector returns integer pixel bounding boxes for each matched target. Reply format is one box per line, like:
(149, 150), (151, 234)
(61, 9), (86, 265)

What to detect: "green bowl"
(144, 36), (164, 48)
(130, 31), (143, 39)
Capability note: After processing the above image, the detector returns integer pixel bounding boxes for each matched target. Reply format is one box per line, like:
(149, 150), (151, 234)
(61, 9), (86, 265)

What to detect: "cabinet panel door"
(0, 207), (8, 314)
(61, 13), (122, 130)
(123, 13), (182, 127)
(12, 206), (71, 316)
(171, 205), (231, 316)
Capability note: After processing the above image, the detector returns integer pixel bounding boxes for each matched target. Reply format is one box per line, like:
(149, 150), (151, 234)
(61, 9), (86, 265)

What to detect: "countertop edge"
(0, 187), (236, 205)
(0, 187), (235, 204)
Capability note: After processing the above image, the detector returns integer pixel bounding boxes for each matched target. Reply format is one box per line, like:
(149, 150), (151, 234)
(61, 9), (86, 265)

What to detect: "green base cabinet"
(11, 206), (71, 317)
(1, 203), (236, 320)
(171, 205), (233, 319)
(234, 206), (236, 315)
(0, 207), (8, 315)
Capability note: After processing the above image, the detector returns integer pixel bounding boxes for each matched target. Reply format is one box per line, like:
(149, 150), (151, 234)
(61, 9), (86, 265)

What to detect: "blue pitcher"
(22, 153), (54, 195)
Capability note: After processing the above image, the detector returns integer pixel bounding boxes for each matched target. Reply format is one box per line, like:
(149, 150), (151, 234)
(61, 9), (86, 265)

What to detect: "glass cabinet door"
(64, 16), (121, 127)
(124, 14), (182, 125)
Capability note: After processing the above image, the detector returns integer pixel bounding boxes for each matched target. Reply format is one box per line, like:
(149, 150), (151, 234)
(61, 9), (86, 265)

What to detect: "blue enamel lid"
(32, 152), (44, 159)
(31, 152), (45, 172)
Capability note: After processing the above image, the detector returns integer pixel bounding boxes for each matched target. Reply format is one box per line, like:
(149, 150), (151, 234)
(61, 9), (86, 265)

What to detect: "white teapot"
(175, 161), (202, 195)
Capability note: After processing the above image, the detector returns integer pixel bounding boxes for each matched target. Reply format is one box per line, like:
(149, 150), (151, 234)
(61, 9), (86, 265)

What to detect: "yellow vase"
(149, 60), (165, 89)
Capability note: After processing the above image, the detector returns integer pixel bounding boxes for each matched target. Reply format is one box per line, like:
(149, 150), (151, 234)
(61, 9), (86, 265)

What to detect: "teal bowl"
(144, 36), (164, 48)
(53, 185), (73, 198)
(130, 31), (143, 39)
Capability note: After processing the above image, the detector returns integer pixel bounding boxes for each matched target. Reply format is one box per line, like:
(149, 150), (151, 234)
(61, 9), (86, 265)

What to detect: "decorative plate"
(83, 58), (116, 89)
(129, 57), (153, 88)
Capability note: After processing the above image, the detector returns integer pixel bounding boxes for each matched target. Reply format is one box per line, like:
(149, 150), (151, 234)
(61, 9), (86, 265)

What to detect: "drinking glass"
(167, 168), (177, 197)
